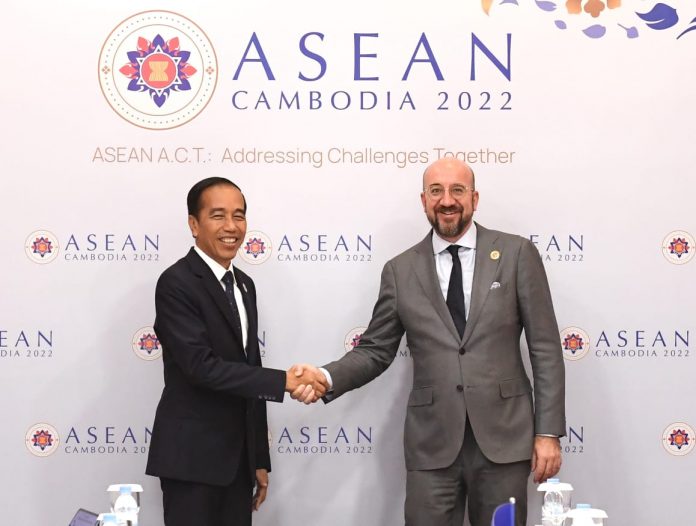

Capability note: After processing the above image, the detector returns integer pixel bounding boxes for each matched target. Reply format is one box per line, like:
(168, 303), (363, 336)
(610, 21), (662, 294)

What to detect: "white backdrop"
(2, 1), (695, 524)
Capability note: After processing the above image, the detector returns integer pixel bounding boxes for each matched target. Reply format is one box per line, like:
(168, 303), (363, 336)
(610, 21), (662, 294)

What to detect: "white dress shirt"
(432, 224), (477, 316)
(194, 246), (248, 350)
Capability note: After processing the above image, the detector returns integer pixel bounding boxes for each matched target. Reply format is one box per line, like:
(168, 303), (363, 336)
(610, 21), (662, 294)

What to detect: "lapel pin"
(490, 281), (501, 289)
(490, 250), (500, 261)
(242, 283), (248, 293)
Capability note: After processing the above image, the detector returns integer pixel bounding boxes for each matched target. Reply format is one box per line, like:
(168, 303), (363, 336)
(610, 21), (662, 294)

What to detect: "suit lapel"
(186, 249), (245, 349)
(412, 233), (461, 343)
(463, 224), (500, 345)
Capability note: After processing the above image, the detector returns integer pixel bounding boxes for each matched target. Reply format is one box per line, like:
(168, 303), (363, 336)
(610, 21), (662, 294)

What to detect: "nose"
(440, 188), (455, 207)
(223, 215), (239, 232)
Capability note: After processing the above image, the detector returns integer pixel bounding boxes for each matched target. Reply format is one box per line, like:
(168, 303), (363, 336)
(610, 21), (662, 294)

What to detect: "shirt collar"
(431, 222), (477, 255)
(193, 245), (236, 284)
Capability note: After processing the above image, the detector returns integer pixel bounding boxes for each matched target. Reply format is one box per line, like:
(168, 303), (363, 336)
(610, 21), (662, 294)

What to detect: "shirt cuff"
(319, 367), (334, 391)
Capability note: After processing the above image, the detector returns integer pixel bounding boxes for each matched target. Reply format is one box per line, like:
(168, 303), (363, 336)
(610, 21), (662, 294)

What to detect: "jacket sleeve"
(154, 271), (287, 402)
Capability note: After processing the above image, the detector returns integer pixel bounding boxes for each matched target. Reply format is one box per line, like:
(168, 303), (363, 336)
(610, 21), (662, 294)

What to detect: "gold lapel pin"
(490, 250), (500, 261)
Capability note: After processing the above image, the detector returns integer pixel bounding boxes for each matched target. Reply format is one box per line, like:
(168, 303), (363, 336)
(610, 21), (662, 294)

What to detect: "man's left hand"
(253, 469), (269, 511)
(531, 436), (562, 483)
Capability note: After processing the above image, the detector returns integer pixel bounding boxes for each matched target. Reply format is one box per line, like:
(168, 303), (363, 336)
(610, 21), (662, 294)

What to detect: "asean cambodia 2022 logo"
(662, 421), (694, 456)
(239, 231), (273, 265)
(132, 327), (163, 361)
(26, 423), (60, 457)
(98, 11), (218, 130)
(560, 326), (591, 360)
(25, 230), (60, 264)
(662, 230), (694, 265)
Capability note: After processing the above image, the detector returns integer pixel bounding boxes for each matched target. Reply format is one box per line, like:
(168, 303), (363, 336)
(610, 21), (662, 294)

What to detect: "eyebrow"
(208, 207), (245, 215)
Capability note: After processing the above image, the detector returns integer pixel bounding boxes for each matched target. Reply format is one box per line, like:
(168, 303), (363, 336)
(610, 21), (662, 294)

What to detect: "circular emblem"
(26, 423), (60, 457)
(662, 421), (694, 456)
(661, 230), (694, 265)
(560, 326), (591, 361)
(344, 327), (367, 353)
(98, 11), (218, 130)
(25, 230), (60, 264)
(132, 326), (163, 360)
(490, 250), (500, 261)
(239, 231), (273, 265)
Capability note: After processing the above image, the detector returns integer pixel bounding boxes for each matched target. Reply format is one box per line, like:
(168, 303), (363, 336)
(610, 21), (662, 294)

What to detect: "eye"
(450, 186), (466, 197)
(234, 214), (246, 221)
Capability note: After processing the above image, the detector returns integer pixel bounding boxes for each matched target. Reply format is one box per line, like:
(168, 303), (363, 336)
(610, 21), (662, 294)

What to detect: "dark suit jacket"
(324, 224), (565, 469)
(146, 248), (286, 486)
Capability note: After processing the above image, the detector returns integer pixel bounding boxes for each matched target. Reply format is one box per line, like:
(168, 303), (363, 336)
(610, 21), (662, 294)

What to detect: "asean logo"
(662, 421), (694, 456)
(25, 230), (60, 264)
(25, 423), (60, 457)
(239, 231), (273, 265)
(662, 230), (694, 265)
(98, 11), (217, 130)
(132, 327), (163, 361)
(560, 326), (590, 360)
(344, 327), (367, 353)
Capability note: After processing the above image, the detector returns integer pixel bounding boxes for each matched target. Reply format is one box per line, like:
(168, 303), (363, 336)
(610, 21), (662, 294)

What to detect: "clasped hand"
(285, 364), (328, 404)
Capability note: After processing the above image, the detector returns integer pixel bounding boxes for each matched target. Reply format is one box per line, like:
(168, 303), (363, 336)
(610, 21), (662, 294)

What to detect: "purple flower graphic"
(119, 34), (197, 108)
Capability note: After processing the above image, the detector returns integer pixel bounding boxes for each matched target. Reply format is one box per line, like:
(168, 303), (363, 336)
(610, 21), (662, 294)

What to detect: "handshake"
(284, 364), (329, 404)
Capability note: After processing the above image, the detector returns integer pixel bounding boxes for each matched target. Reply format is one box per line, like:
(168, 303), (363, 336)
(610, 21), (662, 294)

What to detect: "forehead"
(199, 184), (244, 210)
(424, 161), (473, 188)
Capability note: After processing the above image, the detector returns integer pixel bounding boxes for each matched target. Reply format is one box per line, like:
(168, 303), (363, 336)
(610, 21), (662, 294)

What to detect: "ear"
(188, 214), (199, 239)
(472, 190), (479, 212)
(420, 192), (427, 211)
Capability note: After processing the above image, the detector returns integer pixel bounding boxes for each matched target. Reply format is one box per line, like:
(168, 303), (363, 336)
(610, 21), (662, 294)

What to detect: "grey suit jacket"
(323, 223), (565, 470)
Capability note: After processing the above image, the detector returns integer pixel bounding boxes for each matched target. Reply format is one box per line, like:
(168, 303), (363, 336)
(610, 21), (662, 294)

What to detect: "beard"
(427, 205), (470, 240)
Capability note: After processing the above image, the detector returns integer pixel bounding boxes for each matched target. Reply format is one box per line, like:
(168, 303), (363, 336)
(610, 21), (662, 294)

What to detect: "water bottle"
(113, 486), (139, 526)
(565, 504), (608, 525)
(101, 514), (119, 526)
(540, 478), (566, 526)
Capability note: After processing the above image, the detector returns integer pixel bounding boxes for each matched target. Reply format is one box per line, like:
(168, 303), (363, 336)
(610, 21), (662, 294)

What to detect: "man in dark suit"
(146, 177), (325, 526)
(293, 159), (565, 526)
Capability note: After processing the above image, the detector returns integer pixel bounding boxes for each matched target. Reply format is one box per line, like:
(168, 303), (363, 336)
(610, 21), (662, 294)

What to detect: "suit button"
(459, 348), (465, 355)
(456, 385), (464, 392)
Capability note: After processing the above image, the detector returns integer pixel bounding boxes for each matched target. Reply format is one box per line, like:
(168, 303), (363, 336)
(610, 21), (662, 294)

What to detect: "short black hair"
(187, 177), (247, 217)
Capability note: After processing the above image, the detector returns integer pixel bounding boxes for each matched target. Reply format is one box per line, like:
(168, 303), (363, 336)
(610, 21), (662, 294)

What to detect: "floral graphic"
(563, 333), (584, 354)
(669, 428), (690, 450)
(31, 429), (54, 451)
(668, 237), (689, 258)
(245, 238), (267, 259)
(481, 0), (696, 39)
(119, 34), (197, 108)
(31, 237), (53, 258)
(139, 334), (161, 355)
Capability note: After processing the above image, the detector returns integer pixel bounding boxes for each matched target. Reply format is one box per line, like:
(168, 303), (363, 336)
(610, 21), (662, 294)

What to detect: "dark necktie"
(221, 271), (244, 343)
(446, 245), (466, 338)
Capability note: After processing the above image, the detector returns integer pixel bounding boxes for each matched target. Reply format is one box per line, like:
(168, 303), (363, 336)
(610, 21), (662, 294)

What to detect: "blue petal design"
(153, 34), (166, 49)
(127, 51), (141, 63)
(677, 16), (696, 39)
(555, 20), (567, 29)
(535, 0), (557, 11)
(583, 24), (607, 38)
(635, 3), (679, 30)
(152, 91), (168, 107)
(618, 24), (639, 38)
(500, 0), (519, 5)
(178, 51), (191, 62)
(127, 78), (142, 91)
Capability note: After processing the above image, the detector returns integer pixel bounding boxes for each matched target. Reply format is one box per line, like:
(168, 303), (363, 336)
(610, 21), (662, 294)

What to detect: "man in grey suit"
(292, 158), (565, 526)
